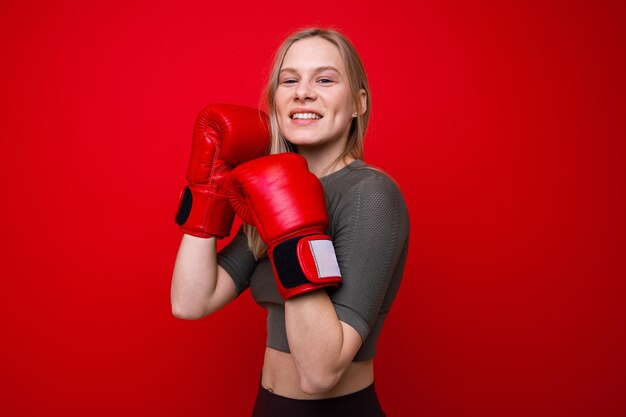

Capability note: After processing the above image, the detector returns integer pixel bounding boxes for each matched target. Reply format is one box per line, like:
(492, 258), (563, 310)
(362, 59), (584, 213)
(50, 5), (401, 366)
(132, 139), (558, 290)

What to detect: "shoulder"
(323, 160), (407, 209)
(324, 161), (409, 233)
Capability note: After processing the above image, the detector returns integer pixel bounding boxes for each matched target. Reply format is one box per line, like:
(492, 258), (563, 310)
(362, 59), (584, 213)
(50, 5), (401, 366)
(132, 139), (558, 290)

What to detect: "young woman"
(172, 28), (410, 417)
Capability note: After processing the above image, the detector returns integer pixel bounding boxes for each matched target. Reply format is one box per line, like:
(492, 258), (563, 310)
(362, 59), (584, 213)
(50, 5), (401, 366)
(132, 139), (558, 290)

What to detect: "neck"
(297, 144), (355, 178)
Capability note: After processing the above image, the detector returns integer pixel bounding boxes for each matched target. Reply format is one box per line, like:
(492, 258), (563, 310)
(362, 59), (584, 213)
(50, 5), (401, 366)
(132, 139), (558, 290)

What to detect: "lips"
(289, 109), (323, 120)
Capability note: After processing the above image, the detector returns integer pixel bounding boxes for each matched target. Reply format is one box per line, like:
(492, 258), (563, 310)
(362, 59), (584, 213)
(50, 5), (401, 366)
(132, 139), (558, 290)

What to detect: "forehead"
(281, 37), (345, 72)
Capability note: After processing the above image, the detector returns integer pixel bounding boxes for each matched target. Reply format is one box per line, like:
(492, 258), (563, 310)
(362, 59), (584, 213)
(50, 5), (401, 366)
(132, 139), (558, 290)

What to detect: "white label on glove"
(309, 240), (342, 278)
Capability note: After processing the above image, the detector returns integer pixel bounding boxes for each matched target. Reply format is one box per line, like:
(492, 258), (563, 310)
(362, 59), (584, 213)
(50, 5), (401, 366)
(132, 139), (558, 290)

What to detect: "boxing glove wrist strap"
(270, 234), (343, 300)
(175, 185), (235, 238)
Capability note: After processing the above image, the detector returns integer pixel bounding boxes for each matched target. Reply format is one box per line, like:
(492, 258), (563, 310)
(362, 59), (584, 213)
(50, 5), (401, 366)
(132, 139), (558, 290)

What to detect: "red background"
(1, 1), (625, 416)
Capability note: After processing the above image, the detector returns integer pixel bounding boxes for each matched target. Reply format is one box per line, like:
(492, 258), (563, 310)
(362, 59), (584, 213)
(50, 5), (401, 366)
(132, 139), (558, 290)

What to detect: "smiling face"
(275, 37), (359, 153)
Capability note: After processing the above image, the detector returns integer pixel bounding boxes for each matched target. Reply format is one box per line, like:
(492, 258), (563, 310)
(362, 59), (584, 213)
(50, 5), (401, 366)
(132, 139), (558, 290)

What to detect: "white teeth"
(291, 112), (322, 120)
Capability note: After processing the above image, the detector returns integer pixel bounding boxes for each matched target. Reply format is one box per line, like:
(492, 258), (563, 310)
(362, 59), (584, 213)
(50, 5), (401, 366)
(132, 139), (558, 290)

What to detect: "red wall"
(1, 1), (625, 416)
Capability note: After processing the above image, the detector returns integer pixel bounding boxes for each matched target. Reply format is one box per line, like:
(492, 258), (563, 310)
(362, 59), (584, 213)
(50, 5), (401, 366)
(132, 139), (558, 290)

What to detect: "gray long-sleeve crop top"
(217, 159), (410, 361)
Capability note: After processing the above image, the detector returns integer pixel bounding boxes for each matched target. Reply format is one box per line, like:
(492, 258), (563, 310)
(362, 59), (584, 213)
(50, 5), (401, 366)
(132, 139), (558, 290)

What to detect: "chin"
(284, 133), (325, 147)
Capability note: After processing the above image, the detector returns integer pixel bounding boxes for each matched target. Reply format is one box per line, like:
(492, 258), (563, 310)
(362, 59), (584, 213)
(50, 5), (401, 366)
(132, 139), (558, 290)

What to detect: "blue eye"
(281, 79), (297, 84)
(318, 78), (333, 84)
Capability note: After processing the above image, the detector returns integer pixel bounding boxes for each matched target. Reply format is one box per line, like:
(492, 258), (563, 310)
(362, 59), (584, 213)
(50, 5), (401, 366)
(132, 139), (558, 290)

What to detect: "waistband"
(260, 381), (377, 402)
(252, 381), (386, 417)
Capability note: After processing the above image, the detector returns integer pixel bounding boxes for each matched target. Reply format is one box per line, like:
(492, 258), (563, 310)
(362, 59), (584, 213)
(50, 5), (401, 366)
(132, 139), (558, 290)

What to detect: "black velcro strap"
(272, 236), (310, 289)
(175, 186), (193, 226)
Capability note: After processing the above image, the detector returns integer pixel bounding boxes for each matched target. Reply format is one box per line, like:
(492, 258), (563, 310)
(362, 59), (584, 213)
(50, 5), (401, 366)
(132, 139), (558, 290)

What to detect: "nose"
(294, 80), (316, 101)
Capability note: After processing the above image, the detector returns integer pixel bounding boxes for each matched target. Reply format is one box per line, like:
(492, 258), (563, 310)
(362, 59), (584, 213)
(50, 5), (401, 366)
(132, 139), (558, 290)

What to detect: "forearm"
(171, 234), (218, 319)
(284, 290), (356, 394)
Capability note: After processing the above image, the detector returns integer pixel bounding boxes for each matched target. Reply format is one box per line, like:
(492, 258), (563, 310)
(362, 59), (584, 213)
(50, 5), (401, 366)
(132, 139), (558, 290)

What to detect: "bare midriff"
(261, 347), (374, 399)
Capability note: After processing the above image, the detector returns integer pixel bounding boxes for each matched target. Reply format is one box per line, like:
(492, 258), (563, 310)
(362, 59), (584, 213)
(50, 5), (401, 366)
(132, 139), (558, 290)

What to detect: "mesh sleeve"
(330, 173), (410, 341)
(217, 227), (259, 296)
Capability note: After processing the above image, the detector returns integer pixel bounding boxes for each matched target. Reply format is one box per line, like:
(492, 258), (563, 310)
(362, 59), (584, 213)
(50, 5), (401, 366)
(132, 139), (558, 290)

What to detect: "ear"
(358, 89), (367, 115)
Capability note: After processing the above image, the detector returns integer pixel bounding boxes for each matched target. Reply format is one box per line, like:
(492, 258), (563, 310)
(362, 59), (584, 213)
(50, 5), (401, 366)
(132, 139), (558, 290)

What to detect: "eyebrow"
(279, 66), (341, 75)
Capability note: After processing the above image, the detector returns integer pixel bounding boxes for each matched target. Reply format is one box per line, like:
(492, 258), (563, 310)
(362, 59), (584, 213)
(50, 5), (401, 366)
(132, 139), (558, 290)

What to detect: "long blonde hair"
(245, 27), (372, 258)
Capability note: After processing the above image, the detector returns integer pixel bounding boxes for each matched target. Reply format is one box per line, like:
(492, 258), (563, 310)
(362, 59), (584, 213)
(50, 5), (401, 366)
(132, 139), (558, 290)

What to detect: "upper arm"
(330, 173), (410, 342)
(202, 228), (259, 316)
(201, 265), (239, 315)
(338, 320), (363, 361)
(217, 227), (259, 296)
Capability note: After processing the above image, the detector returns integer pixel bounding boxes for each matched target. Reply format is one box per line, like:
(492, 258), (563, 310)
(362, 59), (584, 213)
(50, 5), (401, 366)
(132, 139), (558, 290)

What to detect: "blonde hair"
(245, 27), (372, 258)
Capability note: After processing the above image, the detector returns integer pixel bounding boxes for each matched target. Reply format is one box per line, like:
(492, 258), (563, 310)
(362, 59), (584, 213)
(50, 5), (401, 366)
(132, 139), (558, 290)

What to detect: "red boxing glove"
(175, 104), (269, 238)
(227, 153), (342, 300)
